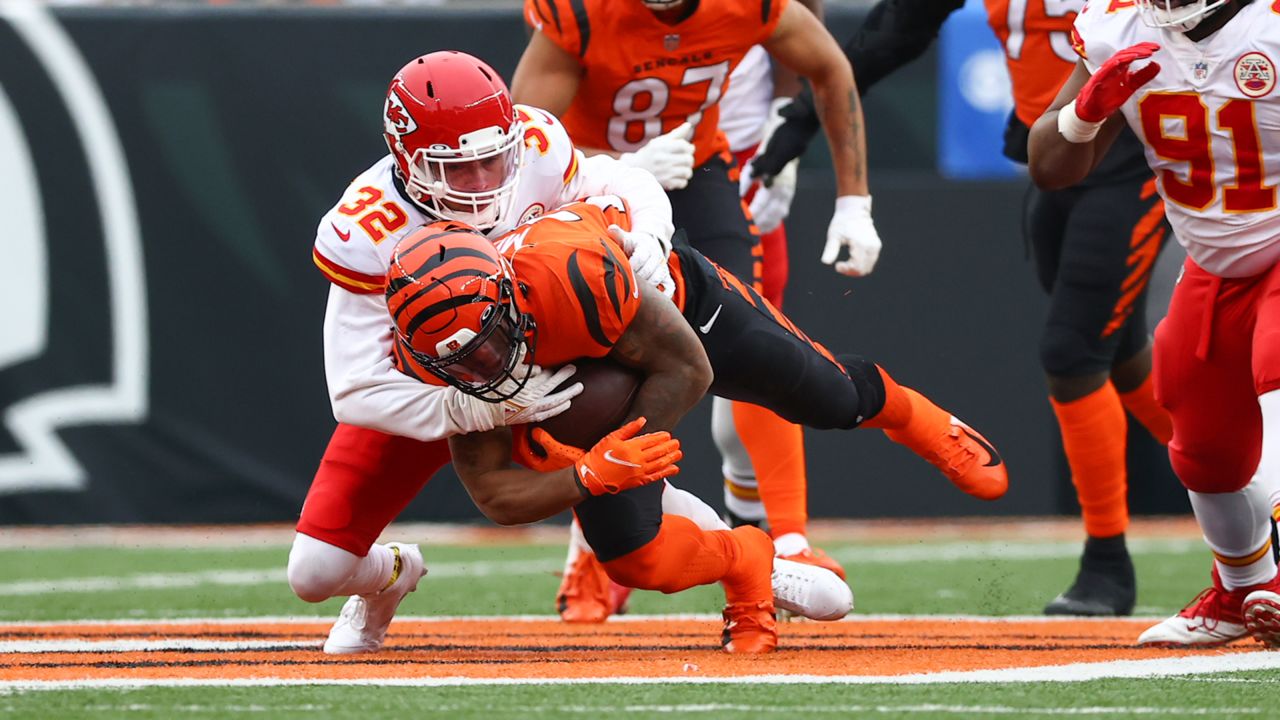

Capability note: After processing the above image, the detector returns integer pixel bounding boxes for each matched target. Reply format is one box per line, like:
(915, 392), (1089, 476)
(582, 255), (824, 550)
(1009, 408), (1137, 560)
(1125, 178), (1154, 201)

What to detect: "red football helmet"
(386, 222), (536, 400)
(383, 51), (523, 230)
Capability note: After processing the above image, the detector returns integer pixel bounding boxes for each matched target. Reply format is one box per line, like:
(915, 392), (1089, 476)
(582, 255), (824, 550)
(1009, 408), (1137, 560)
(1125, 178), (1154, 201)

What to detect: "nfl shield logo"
(1193, 61), (1209, 80)
(664, 34), (680, 51)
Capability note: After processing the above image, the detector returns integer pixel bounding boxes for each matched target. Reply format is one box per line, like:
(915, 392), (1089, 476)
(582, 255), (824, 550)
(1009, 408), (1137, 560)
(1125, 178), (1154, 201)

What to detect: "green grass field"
(0, 522), (1277, 719)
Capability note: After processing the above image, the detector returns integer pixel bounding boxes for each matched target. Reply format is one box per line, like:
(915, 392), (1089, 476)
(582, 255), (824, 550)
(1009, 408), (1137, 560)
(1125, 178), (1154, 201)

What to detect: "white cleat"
(1137, 586), (1248, 648)
(1243, 589), (1280, 649)
(771, 558), (853, 621)
(323, 543), (426, 654)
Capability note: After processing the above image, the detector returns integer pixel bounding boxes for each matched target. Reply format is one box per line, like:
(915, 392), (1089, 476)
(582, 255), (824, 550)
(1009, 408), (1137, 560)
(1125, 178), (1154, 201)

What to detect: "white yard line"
(2, 650), (1280, 691)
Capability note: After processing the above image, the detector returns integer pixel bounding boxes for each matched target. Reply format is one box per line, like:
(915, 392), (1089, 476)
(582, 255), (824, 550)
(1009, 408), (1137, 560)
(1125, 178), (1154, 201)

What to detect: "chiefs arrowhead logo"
(384, 91), (417, 136)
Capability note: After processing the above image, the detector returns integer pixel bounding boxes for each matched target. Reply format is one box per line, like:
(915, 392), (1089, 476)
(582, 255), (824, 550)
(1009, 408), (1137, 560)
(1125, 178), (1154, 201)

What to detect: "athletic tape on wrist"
(1057, 100), (1103, 144)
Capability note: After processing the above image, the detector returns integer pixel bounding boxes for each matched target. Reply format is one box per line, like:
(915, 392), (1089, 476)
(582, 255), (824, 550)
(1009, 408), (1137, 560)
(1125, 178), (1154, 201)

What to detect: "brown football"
(530, 358), (643, 450)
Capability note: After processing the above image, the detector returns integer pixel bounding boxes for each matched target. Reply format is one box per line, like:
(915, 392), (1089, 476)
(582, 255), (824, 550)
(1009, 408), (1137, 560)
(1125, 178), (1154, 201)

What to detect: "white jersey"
(1075, 1), (1280, 278)
(720, 45), (774, 153)
(311, 104), (672, 442)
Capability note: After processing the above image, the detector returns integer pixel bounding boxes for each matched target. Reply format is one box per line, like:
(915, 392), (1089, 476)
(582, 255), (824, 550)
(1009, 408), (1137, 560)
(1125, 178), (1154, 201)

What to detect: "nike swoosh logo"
(962, 428), (1002, 468)
(331, 222), (351, 242)
(698, 304), (723, 334)
(603, 450), (641, 467)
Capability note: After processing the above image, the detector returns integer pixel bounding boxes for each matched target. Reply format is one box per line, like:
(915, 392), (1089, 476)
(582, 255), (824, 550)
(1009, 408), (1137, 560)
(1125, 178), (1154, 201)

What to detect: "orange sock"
(860, 365), (914, 430)
(1117, 374), (1173, 446)
(601, 517), (771, 602)
(1050, 383), (1129, 538)
(731, 401), (807, 538)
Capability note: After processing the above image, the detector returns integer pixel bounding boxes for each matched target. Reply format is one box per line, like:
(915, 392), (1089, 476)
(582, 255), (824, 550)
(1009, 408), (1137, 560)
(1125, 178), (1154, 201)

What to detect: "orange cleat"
(720, 600), (778, 654)
(892, 415), (1008, 500)
(778, 547), (846, 581)
(556, 551), (628, 623)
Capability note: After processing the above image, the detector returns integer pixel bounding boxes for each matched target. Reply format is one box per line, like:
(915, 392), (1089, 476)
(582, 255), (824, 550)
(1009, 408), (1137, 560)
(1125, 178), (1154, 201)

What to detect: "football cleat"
(778, 547), (847, 581)
(1243, 589), (1280, 649)
(1136, 568), (1267, 647)
(771, 558), (853, 621)
(721, 600), (778, 654)
(1044, 536), (1136, 616)
(904, 416), (1008, 500)
(556, 550), (630, 623)
(323, 542), (426, 654)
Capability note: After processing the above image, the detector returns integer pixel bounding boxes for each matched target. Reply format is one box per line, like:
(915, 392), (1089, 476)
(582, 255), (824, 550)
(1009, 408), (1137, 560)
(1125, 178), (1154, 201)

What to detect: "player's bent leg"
(294, 424), (449, 653)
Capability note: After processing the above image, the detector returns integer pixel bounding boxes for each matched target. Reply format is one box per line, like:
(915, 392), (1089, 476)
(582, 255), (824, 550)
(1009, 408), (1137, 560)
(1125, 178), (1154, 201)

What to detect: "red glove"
(572, 418), (682, 496)
(1076, 42), (1161, 122)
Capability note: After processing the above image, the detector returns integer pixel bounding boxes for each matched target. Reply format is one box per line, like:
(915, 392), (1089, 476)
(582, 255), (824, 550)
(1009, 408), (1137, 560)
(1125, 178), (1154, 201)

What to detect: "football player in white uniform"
(290, 50), (677, 654)
(1029, 0), (1280, 648)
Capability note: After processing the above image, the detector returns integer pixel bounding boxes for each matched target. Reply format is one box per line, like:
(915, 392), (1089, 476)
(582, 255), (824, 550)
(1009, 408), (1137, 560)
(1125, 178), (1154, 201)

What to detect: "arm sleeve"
(750, 0), (966, 179)
(323, 286), (498, 441)
(566, 152), (674, 244)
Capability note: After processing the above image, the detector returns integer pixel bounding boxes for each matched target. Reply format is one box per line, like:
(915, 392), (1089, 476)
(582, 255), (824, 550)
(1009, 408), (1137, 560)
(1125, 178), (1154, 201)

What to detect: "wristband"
(1057, 100), (1104, 144)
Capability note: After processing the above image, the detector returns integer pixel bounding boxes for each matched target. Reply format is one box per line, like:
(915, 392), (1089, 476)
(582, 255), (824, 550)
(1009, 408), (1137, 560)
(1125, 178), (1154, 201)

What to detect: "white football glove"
(608, 224), (675, 299)
(746, 158), (797, 234)
(822, 195), (882, 277)
(619, 122), (695, 191)
(448, 363), (583, 433)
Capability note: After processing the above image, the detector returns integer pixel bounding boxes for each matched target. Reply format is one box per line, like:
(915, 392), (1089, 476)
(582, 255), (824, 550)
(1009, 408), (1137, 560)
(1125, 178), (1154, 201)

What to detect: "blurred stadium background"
(0, 0), (1189, 527)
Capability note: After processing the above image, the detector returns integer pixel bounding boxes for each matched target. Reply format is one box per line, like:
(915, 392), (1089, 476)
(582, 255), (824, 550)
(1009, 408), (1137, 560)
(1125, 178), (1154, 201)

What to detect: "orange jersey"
(525, 0), (788, 167)
(983, 0), (1086, 126)
(493, 197), (643, 367)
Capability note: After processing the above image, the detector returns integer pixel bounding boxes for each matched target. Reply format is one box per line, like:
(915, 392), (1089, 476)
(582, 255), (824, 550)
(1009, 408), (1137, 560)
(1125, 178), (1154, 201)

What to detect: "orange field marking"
(0, 616), (1267, 683)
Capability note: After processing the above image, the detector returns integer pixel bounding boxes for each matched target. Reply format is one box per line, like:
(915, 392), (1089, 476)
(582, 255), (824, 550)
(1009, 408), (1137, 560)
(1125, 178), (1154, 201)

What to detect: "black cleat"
(1044, 534), (1136, 616)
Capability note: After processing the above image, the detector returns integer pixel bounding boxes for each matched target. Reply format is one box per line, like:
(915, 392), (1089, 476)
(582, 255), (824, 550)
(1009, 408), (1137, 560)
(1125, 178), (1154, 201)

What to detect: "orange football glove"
(530, 427), (588, 470)
(572, 417), (682, 496)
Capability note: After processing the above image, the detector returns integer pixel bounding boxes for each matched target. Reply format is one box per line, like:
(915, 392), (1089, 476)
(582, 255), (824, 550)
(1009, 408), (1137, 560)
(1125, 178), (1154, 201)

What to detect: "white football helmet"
(1137, 0), (1230, 32)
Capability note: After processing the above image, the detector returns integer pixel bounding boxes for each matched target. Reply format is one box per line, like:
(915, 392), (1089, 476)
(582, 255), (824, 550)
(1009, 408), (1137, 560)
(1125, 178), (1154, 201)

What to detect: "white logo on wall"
(0, 1), (147, 494)
(959, 49), (1014, 114)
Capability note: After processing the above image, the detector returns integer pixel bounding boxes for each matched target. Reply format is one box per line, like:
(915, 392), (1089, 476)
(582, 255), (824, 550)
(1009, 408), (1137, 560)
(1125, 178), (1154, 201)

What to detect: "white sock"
(1189, 479), (1277, 591)
(1259, 391), (1280, 525)
(711, 396), (765, 522)
(287, 534), (397, 600)
(772, 532), (811, 557)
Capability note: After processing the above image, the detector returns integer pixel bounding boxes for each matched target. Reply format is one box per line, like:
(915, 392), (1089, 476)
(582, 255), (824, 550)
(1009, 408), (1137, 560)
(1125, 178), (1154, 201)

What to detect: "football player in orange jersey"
(385, 197), (1008, 652)
(750, 0), (1175, 618)
(510, 0), (868, 622)
(1030, 0), (1280, 649)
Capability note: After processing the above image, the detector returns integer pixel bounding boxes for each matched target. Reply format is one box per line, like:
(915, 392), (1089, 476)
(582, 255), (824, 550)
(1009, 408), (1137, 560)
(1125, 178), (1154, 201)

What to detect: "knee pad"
(1039, 324), (1108, 377)
(1169, 441), (1258, 494)
(287, 533), (361, 603)
(836, 353), (886, 427)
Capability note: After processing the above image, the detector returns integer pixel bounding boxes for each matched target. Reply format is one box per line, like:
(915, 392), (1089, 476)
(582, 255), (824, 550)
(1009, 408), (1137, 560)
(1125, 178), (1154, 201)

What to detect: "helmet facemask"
(395, 269), (537, 402)
(1137, 0), (1229, 32)
(398, 123), (524, 231)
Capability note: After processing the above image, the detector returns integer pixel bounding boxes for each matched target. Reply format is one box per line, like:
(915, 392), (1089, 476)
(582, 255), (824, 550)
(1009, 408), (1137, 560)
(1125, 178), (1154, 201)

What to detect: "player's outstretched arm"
(609, 282), (713, 432)
(1028, 53), (1154, 190)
